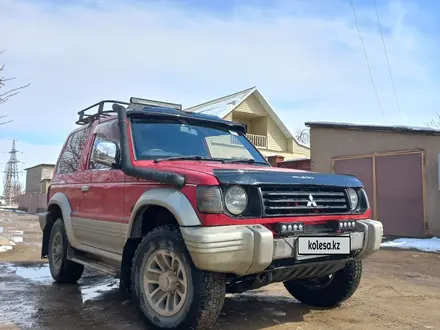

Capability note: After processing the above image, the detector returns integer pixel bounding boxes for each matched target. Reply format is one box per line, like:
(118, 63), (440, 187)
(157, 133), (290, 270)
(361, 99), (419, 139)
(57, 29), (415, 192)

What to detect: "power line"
(348, 0), (384, 117)
(373, 0), (403, 124)
(3, 140), (22, 206)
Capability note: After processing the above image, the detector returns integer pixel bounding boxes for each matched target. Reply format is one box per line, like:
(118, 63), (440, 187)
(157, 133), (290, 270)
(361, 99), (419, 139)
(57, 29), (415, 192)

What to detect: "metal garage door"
(375, 153), (425, 237)
(332, 151), (426, 237)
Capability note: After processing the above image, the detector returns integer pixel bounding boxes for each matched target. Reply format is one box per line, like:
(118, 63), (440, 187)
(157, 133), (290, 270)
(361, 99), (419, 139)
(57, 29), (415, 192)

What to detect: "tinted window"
(131, 119), (266, 162)
(57, 126), (91, 174)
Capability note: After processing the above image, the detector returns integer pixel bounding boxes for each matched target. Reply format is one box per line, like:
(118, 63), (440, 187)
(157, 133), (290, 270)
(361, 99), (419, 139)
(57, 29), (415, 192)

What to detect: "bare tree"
(57, 126), (91, 174)
(295, 127), (310, 146)
(426, 113), (440, 128)
(0, 49), (31, 124)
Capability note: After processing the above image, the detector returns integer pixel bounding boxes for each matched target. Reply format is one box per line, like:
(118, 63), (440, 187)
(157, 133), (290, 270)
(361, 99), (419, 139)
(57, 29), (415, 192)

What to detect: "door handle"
(81, 185), (90, 192)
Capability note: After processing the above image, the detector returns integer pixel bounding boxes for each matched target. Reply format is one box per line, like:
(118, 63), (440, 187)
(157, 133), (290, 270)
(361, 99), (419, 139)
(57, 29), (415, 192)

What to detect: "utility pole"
(3, 140), (21, 207)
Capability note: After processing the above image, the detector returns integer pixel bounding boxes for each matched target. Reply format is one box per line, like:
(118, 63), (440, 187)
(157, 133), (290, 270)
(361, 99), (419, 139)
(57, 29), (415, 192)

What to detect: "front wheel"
(132, 225), (226, 330)
(284, 260), (363, 307)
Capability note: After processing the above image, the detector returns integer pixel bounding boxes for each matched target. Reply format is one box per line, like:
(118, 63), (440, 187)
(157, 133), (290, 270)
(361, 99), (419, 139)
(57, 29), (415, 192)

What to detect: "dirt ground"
(1, 210), (440, 330)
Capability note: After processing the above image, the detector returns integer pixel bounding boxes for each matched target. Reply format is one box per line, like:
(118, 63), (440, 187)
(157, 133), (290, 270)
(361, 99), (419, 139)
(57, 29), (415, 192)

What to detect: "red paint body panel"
(50, 176), (90, 217)
(78, 169), (126, 223)
(121, 177), (165, 223)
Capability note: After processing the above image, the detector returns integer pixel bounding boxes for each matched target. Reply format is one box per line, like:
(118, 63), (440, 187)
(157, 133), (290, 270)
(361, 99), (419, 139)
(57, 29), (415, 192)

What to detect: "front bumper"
(180, 219), (383, 276)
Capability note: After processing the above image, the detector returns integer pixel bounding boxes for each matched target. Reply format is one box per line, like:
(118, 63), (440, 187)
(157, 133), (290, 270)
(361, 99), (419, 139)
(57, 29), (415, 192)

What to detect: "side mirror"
(92, 140), (120, 168)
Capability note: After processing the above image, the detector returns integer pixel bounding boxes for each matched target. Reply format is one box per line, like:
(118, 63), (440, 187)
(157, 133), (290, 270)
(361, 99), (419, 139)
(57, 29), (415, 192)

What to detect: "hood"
(135, 160), (363, 188)
(212, 168), (363, 188)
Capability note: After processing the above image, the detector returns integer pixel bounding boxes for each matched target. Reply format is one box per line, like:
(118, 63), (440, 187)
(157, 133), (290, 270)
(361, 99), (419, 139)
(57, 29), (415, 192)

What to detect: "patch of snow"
(14, 210), (27, 214)
(0, 245), (13, 252)
(9, 241), (16, 246)
(381, 237), (440, 252)
(9, 236), (23, 243)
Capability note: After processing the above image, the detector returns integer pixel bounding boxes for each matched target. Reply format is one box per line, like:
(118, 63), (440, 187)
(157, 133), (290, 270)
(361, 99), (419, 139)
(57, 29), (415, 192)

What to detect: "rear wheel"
(48, 219), (84, 283)
(132, 225), (226, 329)
(284, 260), (363, 307)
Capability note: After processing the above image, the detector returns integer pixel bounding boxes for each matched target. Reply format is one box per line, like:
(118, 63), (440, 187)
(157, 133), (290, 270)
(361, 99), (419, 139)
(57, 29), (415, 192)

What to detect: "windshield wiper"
(222, 158), (269, 165)
(153, 156), (224, 163)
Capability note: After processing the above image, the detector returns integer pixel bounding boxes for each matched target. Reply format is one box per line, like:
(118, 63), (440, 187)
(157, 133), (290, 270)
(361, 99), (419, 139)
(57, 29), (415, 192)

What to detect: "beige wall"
(225, 93), (311, 159)
(290, 139), (311, 158)
(224, 112), (233, 121)
(267, 116), (287, 151)
(235, 94), (266, 116)
(41, 180), (51, 193)
(25, 166), (54, 193)
(310, 127), (440, 235)
(234, 93), (287, 151)
(260, 150), (310, 161)
(41, 167), (54, 180)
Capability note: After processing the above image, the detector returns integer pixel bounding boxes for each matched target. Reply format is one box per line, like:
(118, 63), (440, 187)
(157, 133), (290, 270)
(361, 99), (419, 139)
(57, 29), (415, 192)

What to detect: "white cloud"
(0, 0), (438, 192)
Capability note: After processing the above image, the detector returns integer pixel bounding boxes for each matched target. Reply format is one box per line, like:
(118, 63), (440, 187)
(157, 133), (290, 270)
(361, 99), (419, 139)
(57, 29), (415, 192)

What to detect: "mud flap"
(41, 225), (52, 258)
(119, 237), (141, 299)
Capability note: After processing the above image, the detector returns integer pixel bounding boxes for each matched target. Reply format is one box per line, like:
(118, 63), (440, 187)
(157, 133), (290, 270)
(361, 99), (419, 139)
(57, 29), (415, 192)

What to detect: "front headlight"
(224, 185), (248, 215)
(346, 188), (359, 210)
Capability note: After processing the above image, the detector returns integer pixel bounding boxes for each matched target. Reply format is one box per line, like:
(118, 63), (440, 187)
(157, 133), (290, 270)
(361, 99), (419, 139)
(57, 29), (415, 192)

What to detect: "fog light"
(274, 222), (305, 236)
(338, 220), (357, 231)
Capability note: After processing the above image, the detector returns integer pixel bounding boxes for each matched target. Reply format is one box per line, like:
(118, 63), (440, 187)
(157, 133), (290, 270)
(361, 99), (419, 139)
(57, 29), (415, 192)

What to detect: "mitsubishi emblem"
(307, 194), (318, 207)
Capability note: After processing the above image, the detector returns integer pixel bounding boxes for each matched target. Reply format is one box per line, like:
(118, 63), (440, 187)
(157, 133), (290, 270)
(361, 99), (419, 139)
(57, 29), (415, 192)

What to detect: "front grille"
(260, 185), (349, 217)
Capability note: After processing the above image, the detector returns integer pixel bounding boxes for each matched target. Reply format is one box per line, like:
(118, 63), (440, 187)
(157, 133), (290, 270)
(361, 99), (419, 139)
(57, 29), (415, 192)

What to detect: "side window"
(56, 126), (91, 174)
(89, 119), (120, 170)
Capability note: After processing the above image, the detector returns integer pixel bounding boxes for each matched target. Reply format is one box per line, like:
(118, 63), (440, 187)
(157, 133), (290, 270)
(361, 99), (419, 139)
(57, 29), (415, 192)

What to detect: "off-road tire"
(132, 224), (226, 330)
(48, 219), (84, 283)
(284, 260), (363, 307)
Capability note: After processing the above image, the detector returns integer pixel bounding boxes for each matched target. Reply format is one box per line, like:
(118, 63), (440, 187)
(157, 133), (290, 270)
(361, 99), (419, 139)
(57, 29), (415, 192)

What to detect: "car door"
(52, 126), (92, 245)
(76, 119), (125, 255)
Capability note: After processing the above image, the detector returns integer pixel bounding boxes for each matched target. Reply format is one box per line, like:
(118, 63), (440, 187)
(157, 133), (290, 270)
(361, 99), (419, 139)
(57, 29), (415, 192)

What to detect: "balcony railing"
(246, 133), (268, 148)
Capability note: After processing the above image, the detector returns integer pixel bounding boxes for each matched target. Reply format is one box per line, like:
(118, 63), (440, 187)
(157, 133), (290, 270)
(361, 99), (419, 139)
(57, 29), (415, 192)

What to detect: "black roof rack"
(76, 97), (183, 125)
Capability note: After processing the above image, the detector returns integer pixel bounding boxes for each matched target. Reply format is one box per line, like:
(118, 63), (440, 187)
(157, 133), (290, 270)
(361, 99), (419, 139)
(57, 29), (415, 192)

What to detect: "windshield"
(130, 118), (267, 163)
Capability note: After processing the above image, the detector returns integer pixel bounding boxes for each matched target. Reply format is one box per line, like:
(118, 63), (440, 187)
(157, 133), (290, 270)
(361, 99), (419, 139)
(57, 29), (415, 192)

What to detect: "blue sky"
(1, 0), (440, 190)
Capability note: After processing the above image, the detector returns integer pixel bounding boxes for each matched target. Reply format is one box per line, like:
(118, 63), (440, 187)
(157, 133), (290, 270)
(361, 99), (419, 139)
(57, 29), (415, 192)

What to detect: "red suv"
(39, 97), (383, 330)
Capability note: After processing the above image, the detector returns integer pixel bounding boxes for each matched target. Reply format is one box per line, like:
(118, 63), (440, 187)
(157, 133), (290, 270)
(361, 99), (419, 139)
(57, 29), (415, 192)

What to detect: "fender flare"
(126, 187), (202, 239)
(47, 192), (81, 249)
